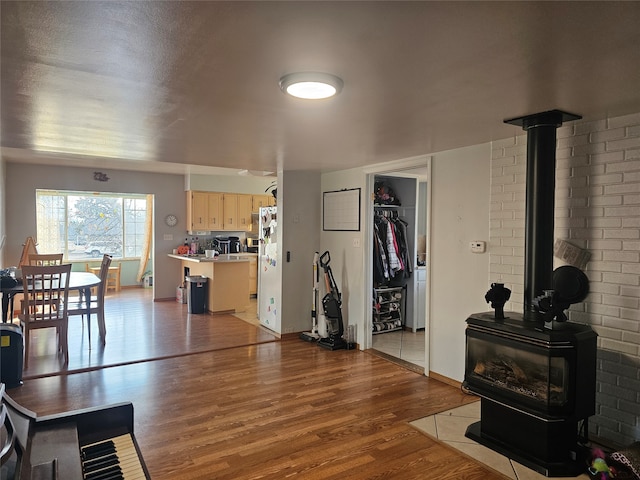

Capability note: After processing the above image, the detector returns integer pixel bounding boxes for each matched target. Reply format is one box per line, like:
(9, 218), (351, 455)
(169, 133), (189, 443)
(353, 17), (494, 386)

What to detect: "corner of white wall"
(428, 143), (492, 382)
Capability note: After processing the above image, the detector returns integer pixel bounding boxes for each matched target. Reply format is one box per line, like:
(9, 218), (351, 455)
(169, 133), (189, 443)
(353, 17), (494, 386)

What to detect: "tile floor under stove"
(410, 402), (590, 480)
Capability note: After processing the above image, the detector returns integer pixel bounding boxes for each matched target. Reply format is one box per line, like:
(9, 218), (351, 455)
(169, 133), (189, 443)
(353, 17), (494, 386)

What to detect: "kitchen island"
(168, 254), (251, 313)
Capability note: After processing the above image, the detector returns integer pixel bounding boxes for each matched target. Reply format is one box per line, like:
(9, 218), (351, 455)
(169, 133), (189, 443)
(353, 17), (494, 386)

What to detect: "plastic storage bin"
(186, 275), (208, 314)
(1, 323), (23, 388)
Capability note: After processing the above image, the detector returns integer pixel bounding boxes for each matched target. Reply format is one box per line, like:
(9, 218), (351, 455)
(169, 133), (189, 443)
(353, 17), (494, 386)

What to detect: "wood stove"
(463, 110), (597, 477)
(465, 312), (596, 475)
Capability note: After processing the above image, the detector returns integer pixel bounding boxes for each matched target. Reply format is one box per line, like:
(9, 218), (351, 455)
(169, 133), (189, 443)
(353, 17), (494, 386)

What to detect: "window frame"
(36, 189), (150, 261)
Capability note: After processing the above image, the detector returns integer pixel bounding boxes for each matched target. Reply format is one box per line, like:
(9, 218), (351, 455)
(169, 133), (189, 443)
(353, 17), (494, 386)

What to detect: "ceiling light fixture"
(279, 72), (343, 99)
(238, 169), (276, 176)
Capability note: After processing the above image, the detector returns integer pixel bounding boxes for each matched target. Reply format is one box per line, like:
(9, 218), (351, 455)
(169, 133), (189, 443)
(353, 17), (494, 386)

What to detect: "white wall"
(4, 163), (186, 300)
(318, 147), (491, 382)
(280, 171), (322, 334)
(186, 174), (274, 194)
(320, 168), (367, 342)
(428, 143), (492, 381)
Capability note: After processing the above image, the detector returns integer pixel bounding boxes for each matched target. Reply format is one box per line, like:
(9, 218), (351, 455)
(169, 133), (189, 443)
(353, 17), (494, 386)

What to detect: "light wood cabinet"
(180, 258), (249, 313)
(207, 193), (223, 230)
(187, 191), (223, 231)
(237, 194), (253, 231)
(248, 255), (257, 295)
(222, 194), (238, 231)
(252, 194), (275, 212)
(187, 191), (208, 231)
(222, 193), (252, 231)
(187, 191), (260, 232)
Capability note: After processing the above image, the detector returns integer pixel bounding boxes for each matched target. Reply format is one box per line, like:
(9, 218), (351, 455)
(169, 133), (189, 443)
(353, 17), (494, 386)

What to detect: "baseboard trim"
(428, 371), (462, 389)
(367, 349), (424, 374)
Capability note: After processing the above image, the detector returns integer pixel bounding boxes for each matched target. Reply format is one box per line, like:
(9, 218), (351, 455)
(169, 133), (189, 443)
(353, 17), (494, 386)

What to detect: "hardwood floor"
(15, 288), (277, 379)
(4, 289), (504, 479)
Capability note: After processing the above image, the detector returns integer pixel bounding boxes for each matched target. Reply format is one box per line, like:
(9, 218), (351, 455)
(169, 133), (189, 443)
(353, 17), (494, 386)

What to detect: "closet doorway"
(368, 163), (429, 372)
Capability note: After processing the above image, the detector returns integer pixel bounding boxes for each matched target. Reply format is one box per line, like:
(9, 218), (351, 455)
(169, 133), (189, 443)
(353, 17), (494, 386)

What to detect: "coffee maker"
(214, 236), (230, 254)
(229, 236), (241, 253)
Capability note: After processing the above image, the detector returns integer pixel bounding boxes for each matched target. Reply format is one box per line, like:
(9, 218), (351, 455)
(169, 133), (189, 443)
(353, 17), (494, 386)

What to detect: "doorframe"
(363, 155), (432, 374)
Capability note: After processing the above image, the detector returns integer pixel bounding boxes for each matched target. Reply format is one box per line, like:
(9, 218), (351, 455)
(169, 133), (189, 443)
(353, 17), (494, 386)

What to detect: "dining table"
(1, 271), (103, 339)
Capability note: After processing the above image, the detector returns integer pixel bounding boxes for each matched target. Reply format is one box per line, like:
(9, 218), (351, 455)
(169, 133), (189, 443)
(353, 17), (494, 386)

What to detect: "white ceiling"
(2, 1), (640, 176)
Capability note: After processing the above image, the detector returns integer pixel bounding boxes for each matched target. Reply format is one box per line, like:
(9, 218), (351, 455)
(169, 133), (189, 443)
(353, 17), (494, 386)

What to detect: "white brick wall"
(490, 112), (640, 447)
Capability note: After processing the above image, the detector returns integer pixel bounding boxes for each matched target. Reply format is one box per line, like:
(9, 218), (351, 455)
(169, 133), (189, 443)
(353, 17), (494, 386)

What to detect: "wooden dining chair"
(67, 254), (112, 345)
(106, 262), (121, 292)
(19, 263), (72, 369)
(27, 253), (64, 266)
(20, 253), (65, 315)
(0, 384), (28, 477)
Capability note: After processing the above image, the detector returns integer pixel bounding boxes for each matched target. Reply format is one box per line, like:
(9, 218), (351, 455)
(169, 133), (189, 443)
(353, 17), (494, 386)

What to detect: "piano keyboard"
(81, 434), (147, 480)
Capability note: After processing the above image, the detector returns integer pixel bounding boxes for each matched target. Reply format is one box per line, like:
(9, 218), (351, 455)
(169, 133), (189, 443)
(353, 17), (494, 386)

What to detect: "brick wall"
(490, 112), (640, 447)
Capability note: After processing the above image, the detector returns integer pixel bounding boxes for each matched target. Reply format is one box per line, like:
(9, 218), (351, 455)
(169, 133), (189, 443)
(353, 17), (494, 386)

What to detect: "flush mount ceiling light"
(279, 72), (343, 99)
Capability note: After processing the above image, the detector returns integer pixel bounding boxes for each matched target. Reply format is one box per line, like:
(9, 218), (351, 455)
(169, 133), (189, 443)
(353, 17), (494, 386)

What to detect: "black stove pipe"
(504, 110), (581, 320)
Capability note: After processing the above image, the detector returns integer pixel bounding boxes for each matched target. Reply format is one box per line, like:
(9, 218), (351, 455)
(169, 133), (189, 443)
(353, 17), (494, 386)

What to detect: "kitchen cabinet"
(248, 254), (257, 295)
(252, 194), (275, 211)
(237, 194), (253, 231)
(187, 191), (208, 231)
(171, 254), (250, 313)
(207, 193), (223, 230)
(187, 191), (223, 231)
(187, 191), (256, 232)
(222, 193), (252, 231)
(222, 194), (238, 231)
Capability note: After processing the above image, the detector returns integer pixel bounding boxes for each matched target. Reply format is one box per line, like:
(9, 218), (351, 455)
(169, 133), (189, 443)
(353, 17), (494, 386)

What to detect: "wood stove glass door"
(466, 332), (570, 412)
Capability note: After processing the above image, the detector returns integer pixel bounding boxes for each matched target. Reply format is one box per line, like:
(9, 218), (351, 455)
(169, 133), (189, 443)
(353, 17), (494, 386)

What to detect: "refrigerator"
(258, 206), (279, 332)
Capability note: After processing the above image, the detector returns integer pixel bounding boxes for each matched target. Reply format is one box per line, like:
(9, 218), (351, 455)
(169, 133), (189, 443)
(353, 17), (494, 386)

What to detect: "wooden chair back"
(106, 261), (121, 292)
(18, 236), (38, 267)
(96, 255), (113, 299)
(27, 253), (64, 266)
(67, 255), (111, 345)
(19, 264), (72, 368)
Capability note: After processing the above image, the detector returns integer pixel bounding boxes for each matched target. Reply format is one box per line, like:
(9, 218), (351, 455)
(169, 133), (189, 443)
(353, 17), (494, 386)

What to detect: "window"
(36, 190), (150, 260)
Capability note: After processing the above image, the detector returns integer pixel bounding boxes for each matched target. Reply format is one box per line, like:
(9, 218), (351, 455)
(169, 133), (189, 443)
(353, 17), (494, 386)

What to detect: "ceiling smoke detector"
(279, 72), (343, 99)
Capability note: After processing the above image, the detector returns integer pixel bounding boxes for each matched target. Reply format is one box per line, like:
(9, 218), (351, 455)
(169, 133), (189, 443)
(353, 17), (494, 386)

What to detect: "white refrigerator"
(258, 206), (279, 332)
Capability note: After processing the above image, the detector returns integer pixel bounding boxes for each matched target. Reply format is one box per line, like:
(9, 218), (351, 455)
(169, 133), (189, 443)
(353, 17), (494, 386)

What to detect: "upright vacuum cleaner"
(299, 252), (321, 342)
(317, 251), (347, 350)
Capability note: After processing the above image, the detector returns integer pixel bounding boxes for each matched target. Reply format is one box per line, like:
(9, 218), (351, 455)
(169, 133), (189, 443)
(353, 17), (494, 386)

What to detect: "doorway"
(366, 160), (429, 372)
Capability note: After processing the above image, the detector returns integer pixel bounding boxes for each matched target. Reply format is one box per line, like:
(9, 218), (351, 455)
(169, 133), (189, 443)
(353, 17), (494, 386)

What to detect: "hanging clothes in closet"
(373, 209), (412, 287)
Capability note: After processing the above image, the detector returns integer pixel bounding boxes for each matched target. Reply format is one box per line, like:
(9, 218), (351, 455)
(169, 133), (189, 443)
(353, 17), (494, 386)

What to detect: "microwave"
(247, 237), (260, 253)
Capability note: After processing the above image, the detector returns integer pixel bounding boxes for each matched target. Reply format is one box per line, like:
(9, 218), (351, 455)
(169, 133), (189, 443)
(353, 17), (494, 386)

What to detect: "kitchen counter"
(168, 254), (252, 313)
(168, 253), (253, 263)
